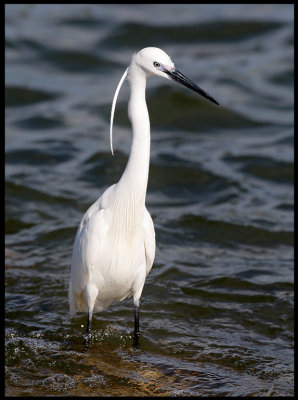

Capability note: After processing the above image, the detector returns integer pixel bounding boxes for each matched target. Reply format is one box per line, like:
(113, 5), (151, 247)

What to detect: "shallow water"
(5, 4), (294, 396)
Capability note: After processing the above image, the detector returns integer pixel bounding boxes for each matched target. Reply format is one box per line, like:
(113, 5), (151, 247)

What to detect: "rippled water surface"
(5, 4), (294, 396)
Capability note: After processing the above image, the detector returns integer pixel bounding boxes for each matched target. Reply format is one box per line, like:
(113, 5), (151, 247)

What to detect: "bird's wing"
(79, 184), (115, 230)
(71, 208), (108, 291)
(71, 185), (116, 292)
(143, 208), (156, 275)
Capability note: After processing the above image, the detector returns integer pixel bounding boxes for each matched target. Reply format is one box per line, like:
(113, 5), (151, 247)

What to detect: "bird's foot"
(83, 330), (92, 351)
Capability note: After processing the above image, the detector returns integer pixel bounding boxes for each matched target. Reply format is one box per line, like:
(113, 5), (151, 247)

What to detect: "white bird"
(69, 47), (219, 342)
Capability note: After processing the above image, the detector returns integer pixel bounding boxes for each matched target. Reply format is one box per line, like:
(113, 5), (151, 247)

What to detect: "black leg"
(134, 305), (139, 335)
(133, 305), (140, 348)
(86, 310), (92, 334)
(83, 310), (92, 350)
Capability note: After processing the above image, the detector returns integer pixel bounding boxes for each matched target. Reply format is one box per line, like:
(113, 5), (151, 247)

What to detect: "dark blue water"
(5, 4), (293, 396)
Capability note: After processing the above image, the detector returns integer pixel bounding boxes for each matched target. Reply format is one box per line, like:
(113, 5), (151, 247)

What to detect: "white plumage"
(69, 47), (218, 340)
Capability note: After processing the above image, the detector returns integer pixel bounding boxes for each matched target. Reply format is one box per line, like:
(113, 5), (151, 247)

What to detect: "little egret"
(69, 47), (219, 342)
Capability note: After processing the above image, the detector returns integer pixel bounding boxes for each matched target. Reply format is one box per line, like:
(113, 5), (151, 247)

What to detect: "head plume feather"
(110, 67), (128, 155)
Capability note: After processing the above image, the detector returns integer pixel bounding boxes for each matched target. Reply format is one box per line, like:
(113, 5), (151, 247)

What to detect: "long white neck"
(118, 68), (150, 202)
(108, 66), (150, 243)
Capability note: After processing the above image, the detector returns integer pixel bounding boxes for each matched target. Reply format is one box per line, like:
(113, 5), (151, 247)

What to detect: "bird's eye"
(153, 62), (160, 68)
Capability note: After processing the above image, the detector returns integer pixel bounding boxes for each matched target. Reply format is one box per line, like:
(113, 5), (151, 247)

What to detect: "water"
(5, 4), (294, 396)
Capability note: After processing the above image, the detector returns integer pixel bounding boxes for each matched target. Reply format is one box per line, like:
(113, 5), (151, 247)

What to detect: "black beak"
(164, 68), (219, 106)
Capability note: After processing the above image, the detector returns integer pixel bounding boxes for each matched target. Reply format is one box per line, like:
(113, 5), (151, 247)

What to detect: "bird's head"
(130, 47), (219, 106)
(130, 47), (175, 79)
(110, 47), (219, 155)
